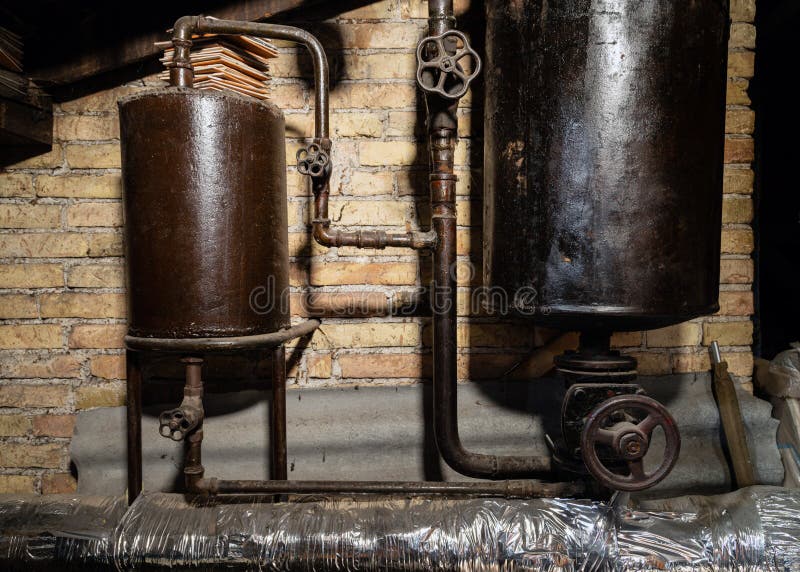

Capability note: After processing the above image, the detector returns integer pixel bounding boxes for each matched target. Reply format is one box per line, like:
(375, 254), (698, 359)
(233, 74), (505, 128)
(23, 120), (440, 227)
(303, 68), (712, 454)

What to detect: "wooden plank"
(711, 342), (757, 488)
(0, 97), (52, 146)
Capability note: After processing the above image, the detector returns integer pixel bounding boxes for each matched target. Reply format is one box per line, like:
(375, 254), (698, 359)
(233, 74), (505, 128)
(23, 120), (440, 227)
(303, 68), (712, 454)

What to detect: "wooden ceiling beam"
(21, 0), (372, 86)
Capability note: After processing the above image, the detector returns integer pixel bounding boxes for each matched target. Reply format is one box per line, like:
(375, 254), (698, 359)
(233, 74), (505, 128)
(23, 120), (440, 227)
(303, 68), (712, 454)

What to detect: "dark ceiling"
(1, 0), (374, 87)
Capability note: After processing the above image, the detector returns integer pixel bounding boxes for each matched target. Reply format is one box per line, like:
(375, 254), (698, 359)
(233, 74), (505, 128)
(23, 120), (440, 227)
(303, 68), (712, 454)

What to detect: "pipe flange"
(416, 30), (481, 100)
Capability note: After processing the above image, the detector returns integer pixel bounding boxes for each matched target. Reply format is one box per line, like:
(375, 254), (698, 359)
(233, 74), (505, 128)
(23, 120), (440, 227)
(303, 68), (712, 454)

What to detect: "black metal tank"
(119, 88), (290, 338)
(483, 0), (730, 332)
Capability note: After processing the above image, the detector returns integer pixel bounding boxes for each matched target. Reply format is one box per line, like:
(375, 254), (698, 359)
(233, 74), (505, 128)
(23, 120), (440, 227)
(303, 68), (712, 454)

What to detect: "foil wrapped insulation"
(1, 486), (798, 571)
(0, 494), (125, 571)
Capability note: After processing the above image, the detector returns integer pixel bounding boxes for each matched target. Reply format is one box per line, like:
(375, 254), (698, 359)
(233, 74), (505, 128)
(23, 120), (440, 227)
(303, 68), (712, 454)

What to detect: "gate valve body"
(159, 400), (203, 442)
(416, 30), (481, 100)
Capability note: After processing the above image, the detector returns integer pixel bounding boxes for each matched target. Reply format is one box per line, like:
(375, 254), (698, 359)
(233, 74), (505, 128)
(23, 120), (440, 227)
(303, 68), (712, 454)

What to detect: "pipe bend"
(312, 220), (338, 248)
(170, 16), (330, 139)
(172, 15), (200, 39)
(436, 434), (552, 479)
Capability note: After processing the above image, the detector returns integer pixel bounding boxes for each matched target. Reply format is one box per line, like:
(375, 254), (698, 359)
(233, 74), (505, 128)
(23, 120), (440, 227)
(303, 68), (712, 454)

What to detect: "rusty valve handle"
(159, 405), (202, 442)
(416, 30), (481, 100)
(580, 394), (681, 492)
(296, 142), (331, 178)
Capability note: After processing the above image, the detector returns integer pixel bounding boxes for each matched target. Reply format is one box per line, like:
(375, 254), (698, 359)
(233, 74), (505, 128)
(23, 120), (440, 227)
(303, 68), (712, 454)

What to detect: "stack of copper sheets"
(158, 34), (278, 100)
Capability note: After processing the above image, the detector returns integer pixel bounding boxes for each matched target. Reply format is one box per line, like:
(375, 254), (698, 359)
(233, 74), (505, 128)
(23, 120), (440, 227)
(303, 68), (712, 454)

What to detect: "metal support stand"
(271, 344), (288, 482)
(124, 323), (318, 505)
(125, 349), (143, 505)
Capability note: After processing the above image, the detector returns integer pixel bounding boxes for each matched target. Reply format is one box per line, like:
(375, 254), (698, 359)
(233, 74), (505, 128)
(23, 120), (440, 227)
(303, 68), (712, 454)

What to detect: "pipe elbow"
(437, 436), (500, 479)
(172, 15), (200, 40)
(436, 430), (552, 479)
(312, 220), (337, 248)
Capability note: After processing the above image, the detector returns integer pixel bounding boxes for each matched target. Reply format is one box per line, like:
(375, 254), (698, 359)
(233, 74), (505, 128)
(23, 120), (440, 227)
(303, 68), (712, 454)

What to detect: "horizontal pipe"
(295, 291), (428, 318)
(171, 16), (329, 139)
(192, 478), (584, 498)
(125, 319), (320, 353)
(311, 179), (435, 251)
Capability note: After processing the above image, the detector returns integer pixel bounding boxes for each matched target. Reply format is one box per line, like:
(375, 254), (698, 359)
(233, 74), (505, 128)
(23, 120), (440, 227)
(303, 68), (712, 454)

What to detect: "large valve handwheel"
(580, 394), (681, 492)
(416, 30), (481, 100)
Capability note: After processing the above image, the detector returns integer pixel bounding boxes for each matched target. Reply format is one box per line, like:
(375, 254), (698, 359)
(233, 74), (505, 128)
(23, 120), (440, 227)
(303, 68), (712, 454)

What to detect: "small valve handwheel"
(580, 394), (681, 492)
(416, 30), (481, 100)
(297, 143), (330, 178)
(159, 407), (200, 442)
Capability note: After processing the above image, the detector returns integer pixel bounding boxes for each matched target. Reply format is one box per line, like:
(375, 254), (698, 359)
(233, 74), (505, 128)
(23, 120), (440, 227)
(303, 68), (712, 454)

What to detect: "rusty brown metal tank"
(483, 0), (730, 332)
(119, 88), (289, 338)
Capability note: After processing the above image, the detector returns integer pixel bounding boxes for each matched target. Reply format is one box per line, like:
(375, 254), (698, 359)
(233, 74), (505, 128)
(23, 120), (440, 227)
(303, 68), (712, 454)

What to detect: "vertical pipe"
(125, 350), (143, 505)
(169, 16), (197, 88)
(182, 357), (205, 492)
(271, 344), (288, 482)
(428, 0), (456, 36)
(426, 1), (552, 479)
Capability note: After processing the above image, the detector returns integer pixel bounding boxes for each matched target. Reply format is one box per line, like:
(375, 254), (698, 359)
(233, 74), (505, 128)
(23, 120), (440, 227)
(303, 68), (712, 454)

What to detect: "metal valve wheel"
(416, 30), (481, 100)
(159, 407), (200, 442)
(297, 143), (330, 178)
(580, 394), (681, 492)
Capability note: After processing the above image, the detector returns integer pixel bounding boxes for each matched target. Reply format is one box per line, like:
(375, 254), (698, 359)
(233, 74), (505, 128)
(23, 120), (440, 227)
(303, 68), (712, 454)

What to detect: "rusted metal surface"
(120, 88), (289, 339)
(170, 17), (330, 139)
(554, 331), (638, 382)
(193, 477), (584, 498)
(561, 383), (642, 454)
(310, 144), (435, 250)
(125, 350), (142, 505)
(417, 2), (552, 480)
(158, 357), (204, 442)
(271, 345), (287, 483)
(581, 394), (681, 491)
(181, 359), (206, 493)
(175, 351), (578, 499)
(123, 320), (320, 353)
(483, 0), (730, 332)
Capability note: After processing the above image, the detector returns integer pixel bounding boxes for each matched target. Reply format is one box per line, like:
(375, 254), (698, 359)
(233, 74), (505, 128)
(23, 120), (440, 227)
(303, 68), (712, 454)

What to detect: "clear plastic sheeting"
(0, 494), (125, 571)
(117, 486), (800, 571)
(760, 342), (800, 398)
(1, 487), (799, 571)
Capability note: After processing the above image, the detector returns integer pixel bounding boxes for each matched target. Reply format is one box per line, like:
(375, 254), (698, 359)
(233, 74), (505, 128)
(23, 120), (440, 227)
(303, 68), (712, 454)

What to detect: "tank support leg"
(126, 350), (143, 505)
(271, 344), (288, 502)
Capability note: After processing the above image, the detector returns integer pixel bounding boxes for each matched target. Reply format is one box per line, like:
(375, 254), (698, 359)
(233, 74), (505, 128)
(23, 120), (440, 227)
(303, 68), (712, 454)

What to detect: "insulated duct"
(1, 487), (799, 570)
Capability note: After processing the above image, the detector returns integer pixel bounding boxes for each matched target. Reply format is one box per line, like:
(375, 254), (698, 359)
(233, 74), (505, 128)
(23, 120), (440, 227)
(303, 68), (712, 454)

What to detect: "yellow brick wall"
(0, 0), (756, 493)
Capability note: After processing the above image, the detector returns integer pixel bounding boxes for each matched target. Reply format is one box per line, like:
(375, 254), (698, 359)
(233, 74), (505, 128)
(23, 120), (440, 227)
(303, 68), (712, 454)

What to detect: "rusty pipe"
(124, 319), (320, 353)
(425, 2), (551, 479)
(182, 357), (206, 492)
(311, 177), (435, 250)
(430, 173), (551, 478)
(428, 0), (456, 36)
(170, 15), (432, 252)
(170, 16), (329, 139)
(181, 366), (575, 498)
(126, 350), (143, 505)
(271, 345), (288, 482)
(190, 477), (583, 498)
